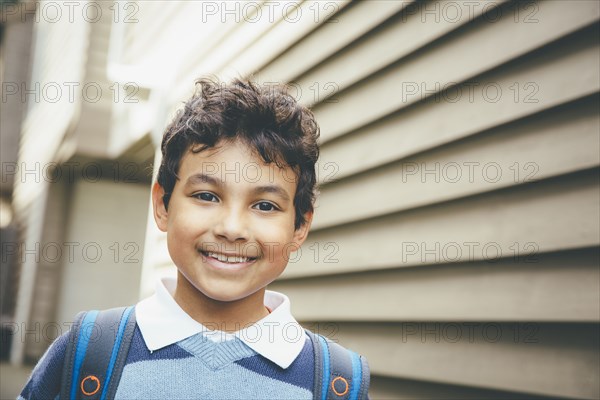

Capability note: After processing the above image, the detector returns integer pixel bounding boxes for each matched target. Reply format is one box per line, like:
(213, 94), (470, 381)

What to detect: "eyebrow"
(253, 185), (291, 202)
(185, 173), (220, 187)
(184, 173), (291, 202)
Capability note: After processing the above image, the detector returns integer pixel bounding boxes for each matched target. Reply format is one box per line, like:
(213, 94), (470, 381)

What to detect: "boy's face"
(152, 139), (312, 303)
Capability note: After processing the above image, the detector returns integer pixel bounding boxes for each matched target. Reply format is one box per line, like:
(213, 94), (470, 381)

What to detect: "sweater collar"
(135, 277), (306, 369)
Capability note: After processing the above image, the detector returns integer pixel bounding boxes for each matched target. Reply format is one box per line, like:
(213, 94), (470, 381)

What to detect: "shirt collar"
(135, 277), (306, 369)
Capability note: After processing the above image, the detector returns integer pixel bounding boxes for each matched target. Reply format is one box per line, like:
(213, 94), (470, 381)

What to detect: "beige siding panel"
(197, 0), (303, 76)
(294, 0), (507, 106)
(314, 96), (600, 229)
(317, 31), (600, 184)
(312, 1), (600, 142)
(220, 0), (351, 80)
(258, 0), (411, 83)
(272, 248), (599, 322)
(368, 375), (555, 400)
(283, 170), (599, 278)
(329, 323), (599, 399)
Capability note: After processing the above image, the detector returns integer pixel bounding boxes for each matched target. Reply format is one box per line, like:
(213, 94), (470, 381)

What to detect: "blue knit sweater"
(19, 324), (315, 399)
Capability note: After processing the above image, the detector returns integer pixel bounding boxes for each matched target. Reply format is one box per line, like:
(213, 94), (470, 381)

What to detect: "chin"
(197, 285), (255, 303)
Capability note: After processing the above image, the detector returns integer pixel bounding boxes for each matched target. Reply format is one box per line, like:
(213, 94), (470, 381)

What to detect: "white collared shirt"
(135, 277), (307, 369)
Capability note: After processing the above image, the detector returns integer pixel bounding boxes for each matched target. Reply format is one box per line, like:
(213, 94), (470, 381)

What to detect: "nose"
(213, 206), (249, 242)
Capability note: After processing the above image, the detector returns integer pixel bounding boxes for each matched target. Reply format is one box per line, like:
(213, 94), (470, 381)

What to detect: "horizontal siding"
(214, 1), (352, 79)
(327, 322), (599, 399)
(272, 247), (600, 322)
(284, 168), (599, 277)
(292, 0), (509, 106)
(316, 26), (599, 185)
(368, 375), (565, 400)
(314, 94), (600, 229)
(259, 0), (411, 83)
(311, 1), (599, 141)
(265, 1), (600, 397)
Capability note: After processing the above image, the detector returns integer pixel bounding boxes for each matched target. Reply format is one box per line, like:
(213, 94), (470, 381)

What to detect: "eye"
(254, 201), (278, 212)
(193, 192), (219, 202)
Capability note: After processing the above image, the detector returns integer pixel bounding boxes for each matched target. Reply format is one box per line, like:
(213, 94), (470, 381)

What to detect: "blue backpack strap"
(103, 307), (136, 399)
(61, 310), (88, 400)
(306, 330), (327, 399)
(306, 330), (370, 400)
(60, 306), (136, 400)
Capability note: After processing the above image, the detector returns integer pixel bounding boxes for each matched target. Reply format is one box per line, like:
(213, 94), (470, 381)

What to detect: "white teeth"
(206, 252), (251, 263)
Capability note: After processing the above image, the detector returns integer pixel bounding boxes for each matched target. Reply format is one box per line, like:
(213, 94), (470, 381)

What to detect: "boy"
(19, 78), (370, 399)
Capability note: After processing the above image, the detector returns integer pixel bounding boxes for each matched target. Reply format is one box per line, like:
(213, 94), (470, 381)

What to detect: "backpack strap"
(61, 310), (88, 399)
(306, 330), (370, 400)
(60, 306), (136, 400)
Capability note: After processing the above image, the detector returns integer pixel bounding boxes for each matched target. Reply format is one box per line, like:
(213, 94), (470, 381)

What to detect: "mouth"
(199, 250), (258, 264)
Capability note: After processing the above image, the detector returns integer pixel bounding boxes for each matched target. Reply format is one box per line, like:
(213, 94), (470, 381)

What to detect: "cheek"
(255, 220), (293, 242)
(169, 203), (203, 231)
(166, 213), (199, 252)
(261, 229), (298, 262)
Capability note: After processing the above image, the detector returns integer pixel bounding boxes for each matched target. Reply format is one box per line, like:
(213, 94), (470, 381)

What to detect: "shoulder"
(304, 329), (371, 399)
(18, 330), (71, 400)
(304, 328), (369, 363)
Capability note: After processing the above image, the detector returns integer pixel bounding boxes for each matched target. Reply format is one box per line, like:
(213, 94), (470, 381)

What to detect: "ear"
(292, 210), (313, 249)
(152, 181), (169, 232)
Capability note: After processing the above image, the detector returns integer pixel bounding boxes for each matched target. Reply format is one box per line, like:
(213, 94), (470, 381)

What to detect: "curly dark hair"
(156, 77), (320, 229)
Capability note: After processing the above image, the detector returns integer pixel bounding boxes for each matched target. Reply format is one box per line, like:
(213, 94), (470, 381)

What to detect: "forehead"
(178, 140), (298, 190)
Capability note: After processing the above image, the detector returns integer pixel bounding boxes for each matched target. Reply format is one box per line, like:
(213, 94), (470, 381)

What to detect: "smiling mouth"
(199, 250), (258, 264)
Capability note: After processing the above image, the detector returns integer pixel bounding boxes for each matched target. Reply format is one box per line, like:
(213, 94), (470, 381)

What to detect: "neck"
(173, 272), (269, 333)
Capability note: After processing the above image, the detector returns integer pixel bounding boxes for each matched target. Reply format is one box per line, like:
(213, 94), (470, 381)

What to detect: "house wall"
(133, 1), (599, 397)
(9, 0), (153, 364)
